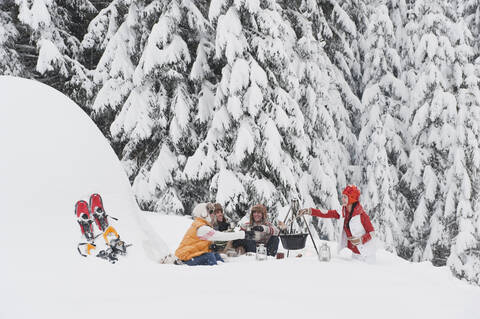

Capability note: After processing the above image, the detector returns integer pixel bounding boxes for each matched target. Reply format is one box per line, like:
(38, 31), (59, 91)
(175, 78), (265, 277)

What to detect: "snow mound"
(0, 76), (168, 318)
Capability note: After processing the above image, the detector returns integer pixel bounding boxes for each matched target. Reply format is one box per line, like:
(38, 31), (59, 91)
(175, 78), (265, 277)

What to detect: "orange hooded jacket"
(175, 218), (212, 261)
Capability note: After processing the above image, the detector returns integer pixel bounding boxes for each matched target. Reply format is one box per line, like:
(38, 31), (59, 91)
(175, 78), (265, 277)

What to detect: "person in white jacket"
(175, 203), (250, 266)
(299, 185), (376, 263)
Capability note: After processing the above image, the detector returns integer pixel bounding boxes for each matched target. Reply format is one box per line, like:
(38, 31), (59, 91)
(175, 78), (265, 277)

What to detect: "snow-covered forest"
(1, 0), (479, 285)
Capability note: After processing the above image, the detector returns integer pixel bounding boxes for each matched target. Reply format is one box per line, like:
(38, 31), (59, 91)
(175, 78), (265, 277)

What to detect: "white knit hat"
(192, 203), (214, 221)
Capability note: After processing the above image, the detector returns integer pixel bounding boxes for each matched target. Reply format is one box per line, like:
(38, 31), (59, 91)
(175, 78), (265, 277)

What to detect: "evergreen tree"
(281, 0), (358, 240)
(0, 1), (26, 76)
(403, 0), (469, 265)
(81, 0), (130, 70)
(83, 0), (140, 137)
(184, 0), (315, 220)
(321, 0), (368, 98)
(106, 0), (210, 214)
(459, 0), (480, 55)
(447, 75), (480, 283)
(384, 0), (417, 260)
(358, 4), (408, 253)
(446, 13), (480, 285)
(8, 0), (98, 106)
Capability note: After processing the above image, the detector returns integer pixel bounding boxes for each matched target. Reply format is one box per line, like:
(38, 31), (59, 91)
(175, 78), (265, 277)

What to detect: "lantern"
(256, 244), (267, 261)
(318, 243), (331, 262)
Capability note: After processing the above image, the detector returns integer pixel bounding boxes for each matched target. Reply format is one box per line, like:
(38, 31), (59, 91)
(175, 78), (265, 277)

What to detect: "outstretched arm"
(197, 225), (245, 241)
(305, 208), (340, 219)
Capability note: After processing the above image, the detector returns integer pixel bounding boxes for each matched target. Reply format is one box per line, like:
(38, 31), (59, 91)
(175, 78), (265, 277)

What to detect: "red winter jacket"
(311, 203), (374, 255)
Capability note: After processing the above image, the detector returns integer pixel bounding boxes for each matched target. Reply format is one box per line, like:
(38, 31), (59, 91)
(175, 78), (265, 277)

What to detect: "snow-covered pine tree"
(459, 0), (480, 55)
(182, 18), (218, 211)
(11, 0), (97, 106)
(320, 0), (368, 100)
(403, 0), (464, 265)
(280, 0), (358, 240)
(81, 0), (130, 70)
(108, 0), (211, 214)
(387, 0), (408, 56)
(358, 4), (408, 254)
(446, 15), (480, 285)
(0, 0), (26, 76)
(82, 0), (139, 137)
(383, 0), (418, 259)
(186, 0), (310, 221)
(447, 78), (480, 284)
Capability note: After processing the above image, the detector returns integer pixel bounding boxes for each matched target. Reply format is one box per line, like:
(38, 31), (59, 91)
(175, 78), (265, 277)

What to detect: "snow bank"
(0, 76), (168, 318)
(145, 213), (480, 319)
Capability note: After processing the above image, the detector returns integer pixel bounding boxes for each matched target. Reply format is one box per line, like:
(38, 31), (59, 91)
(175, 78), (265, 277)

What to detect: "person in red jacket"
(299, 185), (376, 263)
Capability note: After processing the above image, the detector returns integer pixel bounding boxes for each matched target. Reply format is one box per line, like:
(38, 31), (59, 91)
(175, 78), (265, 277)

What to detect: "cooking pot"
(280, 233), (308, 250)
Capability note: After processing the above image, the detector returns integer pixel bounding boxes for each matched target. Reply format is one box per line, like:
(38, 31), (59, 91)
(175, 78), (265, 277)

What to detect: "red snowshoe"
(75, 200), (94, 241)
(90, 193), (109, 232)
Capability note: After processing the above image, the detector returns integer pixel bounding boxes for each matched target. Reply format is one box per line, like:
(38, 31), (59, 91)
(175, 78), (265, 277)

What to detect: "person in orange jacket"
(299, 185), (376, 262)
(175, 203), (248, 266)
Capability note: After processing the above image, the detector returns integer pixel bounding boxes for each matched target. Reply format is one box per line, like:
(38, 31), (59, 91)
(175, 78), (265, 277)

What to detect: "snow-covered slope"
(146, 213), (480, 319)
(0, 76), (479, 319)
(0, 76), (169, 318)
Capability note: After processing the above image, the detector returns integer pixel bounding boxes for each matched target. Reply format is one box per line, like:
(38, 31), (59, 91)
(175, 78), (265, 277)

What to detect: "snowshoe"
(90, 193), (109, 232)
(96, 248), (118, 264)
(77, 242), (96, 257)
(75, 200), (94, 241)
(109, 238), (129, 256)
(102, 225), (119, 245)
(102, 226), (131, 258)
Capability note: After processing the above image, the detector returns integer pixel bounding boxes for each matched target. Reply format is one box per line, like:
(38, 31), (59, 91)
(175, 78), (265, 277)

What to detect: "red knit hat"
(342, 185), (360, 204)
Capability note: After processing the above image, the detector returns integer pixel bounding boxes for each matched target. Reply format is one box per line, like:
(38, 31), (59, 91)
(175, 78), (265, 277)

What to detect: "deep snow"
(0, 76), (479, 319)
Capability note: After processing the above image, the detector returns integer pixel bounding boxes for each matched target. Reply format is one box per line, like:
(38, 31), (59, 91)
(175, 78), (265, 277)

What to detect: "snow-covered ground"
(1, 76), (479, 319)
